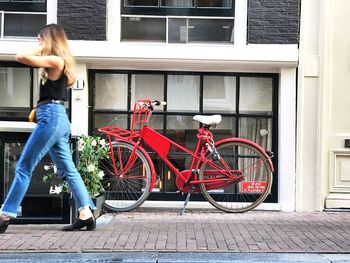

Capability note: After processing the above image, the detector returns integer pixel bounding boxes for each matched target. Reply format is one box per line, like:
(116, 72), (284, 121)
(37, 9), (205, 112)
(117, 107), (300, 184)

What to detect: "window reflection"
(167, 75), (200, 112)
(4, 13), (46, 38)
(124, 0), (159, 6)
(121, 17), (166, 42)
(203, 76), (236, 113)
(130, 74), (164, 111)
(0, 67), (31, 108)
(4, 142), (58, 196)
(240, 77), (273, 114)
(95, 74), (128, 110)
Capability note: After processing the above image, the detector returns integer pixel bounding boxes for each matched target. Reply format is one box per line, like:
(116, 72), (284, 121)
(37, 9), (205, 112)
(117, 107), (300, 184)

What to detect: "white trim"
(234, 0), (248, 47)
(107, 0), (120, 43)
(46, 0), (57, 24)
(121, 14), (234, 19)
(279, 68), (297, 212)
(0, 121), (36, 132)
(3, 11), (46, 15)
(0, 11), (4, 39)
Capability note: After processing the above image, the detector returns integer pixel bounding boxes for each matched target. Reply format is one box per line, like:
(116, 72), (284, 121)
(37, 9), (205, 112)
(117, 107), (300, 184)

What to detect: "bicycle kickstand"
(179, 186), (195, 215)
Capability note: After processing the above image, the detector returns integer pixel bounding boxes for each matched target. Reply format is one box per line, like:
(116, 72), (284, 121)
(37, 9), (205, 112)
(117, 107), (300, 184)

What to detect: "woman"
(0, 24), (96, 233)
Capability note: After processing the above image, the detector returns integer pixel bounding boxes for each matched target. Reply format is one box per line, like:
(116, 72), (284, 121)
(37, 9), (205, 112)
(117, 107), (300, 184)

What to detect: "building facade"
(0, 0), (307, 219)
(298, 0), (350, 211)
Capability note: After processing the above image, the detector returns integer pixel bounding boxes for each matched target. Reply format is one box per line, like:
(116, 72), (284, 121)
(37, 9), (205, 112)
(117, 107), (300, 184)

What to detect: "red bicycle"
(98, 100), (274, 213)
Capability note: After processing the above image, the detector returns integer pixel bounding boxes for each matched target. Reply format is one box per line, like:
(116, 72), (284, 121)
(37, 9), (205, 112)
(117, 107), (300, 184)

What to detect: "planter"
(92, 193), (106, 219)
(69, 193), (105, 223)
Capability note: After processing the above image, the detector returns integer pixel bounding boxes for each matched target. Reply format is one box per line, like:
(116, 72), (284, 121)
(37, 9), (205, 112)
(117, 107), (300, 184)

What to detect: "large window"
(0, 63), (69, 121)
(90, 70), (278, 200)
(0, 64), (37, 120)
(0, 132), (70, 223)
(0, 0), (46, 39)
(121, 0), (234, 43)
(124, 0), (232, 9)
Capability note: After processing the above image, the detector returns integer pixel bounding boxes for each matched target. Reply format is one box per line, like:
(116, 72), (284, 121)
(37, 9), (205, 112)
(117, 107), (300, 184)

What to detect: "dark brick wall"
(57, 0), (106, 41)
(247, 0), (300, 44)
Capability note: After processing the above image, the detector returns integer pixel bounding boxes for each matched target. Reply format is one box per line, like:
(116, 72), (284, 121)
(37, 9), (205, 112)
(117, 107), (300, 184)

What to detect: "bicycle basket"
(98, 100), (152, 143)
(131, 99), (152, 132)
(98, 125), (140, 142)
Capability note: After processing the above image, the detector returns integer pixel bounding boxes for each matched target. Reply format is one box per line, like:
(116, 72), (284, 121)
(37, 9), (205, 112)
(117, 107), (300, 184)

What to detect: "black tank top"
(38, 73), (69, 102)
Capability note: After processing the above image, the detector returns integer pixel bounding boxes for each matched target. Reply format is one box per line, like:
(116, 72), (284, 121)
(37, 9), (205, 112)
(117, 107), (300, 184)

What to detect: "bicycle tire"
(99, 141), (152, 212)
(199, 140), (273, 213)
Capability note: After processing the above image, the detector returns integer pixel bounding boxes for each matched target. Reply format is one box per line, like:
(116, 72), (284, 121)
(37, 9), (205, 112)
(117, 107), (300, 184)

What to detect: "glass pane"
(3, 142), (58, 196)
(166, 115), (198, 149)
(148, 115), (163, 131)
(239, 117), (273, 151)
(212, 116), (236, 139)
(196, 0), (232, 8)
(11, 0), (45, 2)
(203, 76), (236, 113)
(0, 13), (2, 36)
(4, 13), (46, 37)
(167, 75), (200, 112)
(188, 18), (234, 43)
(161, 0), (194, 7)
(121, 17), (166, 42)
(168, 18), (187, 43)
(95, 74), (128, 110)
(124, 0), (158, 6)
(164, 166), (178, 192)
(130, 74), (164, 111)
(0, 67), (30, 107)
(240, 77), (273, 113)
(33, 68), (40, 104)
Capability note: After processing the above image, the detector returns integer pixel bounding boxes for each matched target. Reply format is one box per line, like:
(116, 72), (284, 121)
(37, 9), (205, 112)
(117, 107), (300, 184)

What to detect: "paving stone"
(0, 210), (350, 255)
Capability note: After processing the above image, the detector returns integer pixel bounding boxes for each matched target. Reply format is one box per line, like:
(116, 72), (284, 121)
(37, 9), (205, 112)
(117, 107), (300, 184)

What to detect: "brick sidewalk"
(0, 209), (350, 253)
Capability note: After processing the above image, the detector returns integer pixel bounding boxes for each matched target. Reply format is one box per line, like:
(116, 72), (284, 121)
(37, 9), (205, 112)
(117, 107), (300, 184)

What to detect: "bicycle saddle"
(193, 115), (222, 126)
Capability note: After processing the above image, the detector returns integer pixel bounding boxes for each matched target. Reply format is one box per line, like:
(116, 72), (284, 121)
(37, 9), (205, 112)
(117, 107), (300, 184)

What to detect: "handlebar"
(137, 100), (167, 109)
(152, 100), (167, 107)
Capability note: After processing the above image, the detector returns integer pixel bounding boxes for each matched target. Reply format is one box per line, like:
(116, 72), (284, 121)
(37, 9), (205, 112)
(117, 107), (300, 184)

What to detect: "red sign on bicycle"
(242, 181), (267, 193)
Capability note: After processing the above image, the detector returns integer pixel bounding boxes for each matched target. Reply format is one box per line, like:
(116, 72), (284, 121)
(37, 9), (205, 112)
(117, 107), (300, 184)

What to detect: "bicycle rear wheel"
(199, 140), (273, 213)
(99, 141), (152, 212)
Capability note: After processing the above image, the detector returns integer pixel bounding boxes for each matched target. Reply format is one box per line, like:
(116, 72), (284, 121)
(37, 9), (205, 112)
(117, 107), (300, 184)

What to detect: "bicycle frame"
(139, 125), (274, 193)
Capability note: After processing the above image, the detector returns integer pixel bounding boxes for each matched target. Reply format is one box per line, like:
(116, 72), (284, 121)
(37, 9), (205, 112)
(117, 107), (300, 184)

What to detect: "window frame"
(88, 69), (279, 203)
(121, 0), (234, 17)
(0, 0), (46, 12)
(1, 11), (46, 39)
(0, 62), (34, 121)
(0, 62), (71, 121)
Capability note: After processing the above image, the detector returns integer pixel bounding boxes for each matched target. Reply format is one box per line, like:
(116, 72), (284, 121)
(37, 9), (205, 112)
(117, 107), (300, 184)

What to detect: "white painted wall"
(279, 68), (297, 212)
(298, 0), (350, 211)
(296, 0), (322, 211)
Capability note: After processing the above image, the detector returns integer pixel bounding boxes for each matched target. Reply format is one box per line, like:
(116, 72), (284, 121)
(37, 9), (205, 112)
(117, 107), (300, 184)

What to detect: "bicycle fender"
(215, 137), (274, 172)
(112, 140), (157, 192)
(136, 145), (157, 192)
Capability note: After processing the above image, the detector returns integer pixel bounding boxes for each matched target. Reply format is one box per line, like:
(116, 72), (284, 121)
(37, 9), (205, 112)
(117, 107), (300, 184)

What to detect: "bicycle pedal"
(176, 190), (184, 196)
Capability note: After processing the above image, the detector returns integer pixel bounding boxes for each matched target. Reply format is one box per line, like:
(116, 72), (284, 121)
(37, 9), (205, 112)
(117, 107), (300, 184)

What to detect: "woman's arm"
(15, 46), (64, 69)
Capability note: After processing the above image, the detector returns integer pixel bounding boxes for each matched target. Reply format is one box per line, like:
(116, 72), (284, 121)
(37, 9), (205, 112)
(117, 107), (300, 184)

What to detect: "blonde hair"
(39, 24), (76, 87)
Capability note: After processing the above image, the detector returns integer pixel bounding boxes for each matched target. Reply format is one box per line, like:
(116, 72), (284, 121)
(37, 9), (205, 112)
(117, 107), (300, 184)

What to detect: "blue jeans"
(1, 103), (96, 218)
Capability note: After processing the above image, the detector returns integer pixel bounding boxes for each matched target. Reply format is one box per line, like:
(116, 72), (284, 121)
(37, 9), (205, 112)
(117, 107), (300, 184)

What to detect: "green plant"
(43, 135), (110, 198)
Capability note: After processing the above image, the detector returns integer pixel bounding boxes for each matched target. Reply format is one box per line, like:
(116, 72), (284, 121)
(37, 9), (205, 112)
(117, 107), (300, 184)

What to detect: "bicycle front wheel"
(199, 141), (273, 213)
(99, 141), (152, 212)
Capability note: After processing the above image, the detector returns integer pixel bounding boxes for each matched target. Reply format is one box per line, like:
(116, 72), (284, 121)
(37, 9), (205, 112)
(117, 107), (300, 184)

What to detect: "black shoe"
(0, 217), (10, 234)
(62, 216), (96, 231)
